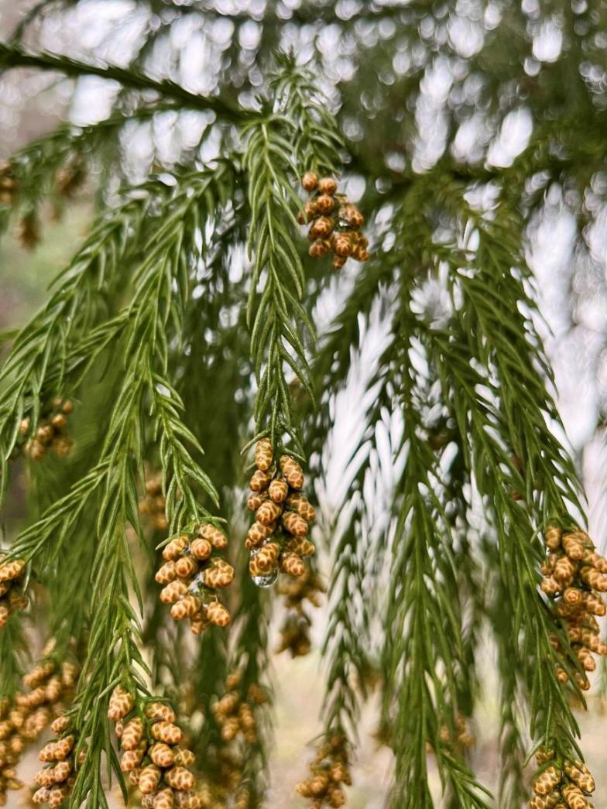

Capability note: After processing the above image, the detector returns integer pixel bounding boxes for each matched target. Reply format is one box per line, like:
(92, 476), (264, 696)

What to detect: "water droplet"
(252, 569), (278, 588)
(188, 573), (205, 594)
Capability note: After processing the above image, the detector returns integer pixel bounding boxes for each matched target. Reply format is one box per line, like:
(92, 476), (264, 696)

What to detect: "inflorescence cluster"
(541, 527), (607, 691)
(276, 568), (324, 658)
(530, 748), (596, 809)
(156, 524), (233, 635)
(109, 688), (200, 809)
(194, 670), (267, 809)
(2, 649), (78, 806)
(139, 474), (170, 533)
(32, 714), (79, 806)
(295, 733), (351, 808)
(0, 557), (26, 630)
(299, 173), (369, 270)
(17, 398), (74, 462)
(246, 439), (315, 587)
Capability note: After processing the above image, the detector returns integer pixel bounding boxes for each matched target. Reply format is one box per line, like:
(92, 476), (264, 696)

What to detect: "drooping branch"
(0, 43), (247, 123)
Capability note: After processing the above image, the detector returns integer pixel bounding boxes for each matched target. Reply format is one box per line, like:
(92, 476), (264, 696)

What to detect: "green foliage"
(1, 3), (607, 808)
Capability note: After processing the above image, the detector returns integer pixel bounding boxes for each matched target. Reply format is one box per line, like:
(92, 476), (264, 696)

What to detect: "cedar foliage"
(0, 2), (606, 808)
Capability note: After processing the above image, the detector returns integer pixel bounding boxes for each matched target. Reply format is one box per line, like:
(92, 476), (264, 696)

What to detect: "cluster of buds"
(276, 569), (324, 657)
(295, 733), (351, 808)
(195, 673), (265, 809)
(438, 715), (475, 750)
(16, 212), (41, 251)
(32, 715), (78, 806)
(529, 748), (596, 808)
(0, 556), (26, 629)
(246, 440), (316, 586)
(156, 524), (233, 635)
(0, 698), (23, 806)
(109, 687), (201, 809)
(212, 672), (267, 748)
(0, 163), (17, 207)
(541, 526), (607, 691)
(197, 755), (238, 809)
(299, 172), (369, 270)
(55, 158), (86, 200)
(139, 473), (169, 532)
(20, 655), (77, 724)
(197, 750), (253, 809)
(0, 652), (77, 806)
(19, 398), (74, 462)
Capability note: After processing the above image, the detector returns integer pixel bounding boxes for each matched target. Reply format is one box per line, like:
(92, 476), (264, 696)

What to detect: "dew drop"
(252, 569), (278, 588)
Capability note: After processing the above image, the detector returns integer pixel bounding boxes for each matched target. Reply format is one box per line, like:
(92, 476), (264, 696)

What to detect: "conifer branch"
(0, 179), (168, 506)
(321, 517), (369, 733)
(68, 482), (148, 808)
(244, 109), (314, 451)
(421, 186), (589, 765)
(429, 319), (584, 756)
(489, 547), (530, 808)
(151, 377), (219, 531)
(230, 573), (272, 798)
(0, 43), (246, 122)
(0, 616), (26, 695)
(190, 627), (229, 768)
(4, 164), (233, 634)
(0, 104), (185, 231)
(244, 59), (346, 453)
(10, 161), (236, 805)
(271, 55), (343, 177)
(382, 258), (491, 809)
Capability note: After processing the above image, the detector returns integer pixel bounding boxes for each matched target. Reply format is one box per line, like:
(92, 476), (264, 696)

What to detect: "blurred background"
(2, 1), (607, 806)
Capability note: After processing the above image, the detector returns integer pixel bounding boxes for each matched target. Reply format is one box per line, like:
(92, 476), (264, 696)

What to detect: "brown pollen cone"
(245, 440), (317, 586)
(155, 521), (232, 636)
(18, 398), (75, 464)
(300, 174), (369, 270)
(276, 569), (324, 658)
(529, 748), (596, 809)
(0, 556), (27, 630)
(540, 525), (607, 693)
(108, 691), (200, 809)
(295, 732), (351, 808)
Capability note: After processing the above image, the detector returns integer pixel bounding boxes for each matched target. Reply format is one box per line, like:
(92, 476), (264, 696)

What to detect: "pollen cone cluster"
(2, 654), (78, 806)
(197, 749), (253, 809)
(276, 569), (324, 657)
(0, 162), (17, 206)
(20, 654), (77, 725)
(438, 715), (475, 750)
(295, 733), (351, 808)
(212, 671), (267, 748)
(32, 715), (78, 806)
(16, 212), (41, 251)
(156, 523), (233, 635)
(194, 672), (265, 809)
(55, 158), (86, 199)
(198, 780), (257, 809)
(109, 689), (200, 809)
(139, 474), (169, 532)
(541, 526), (607, 691)
(19, 398), (74, 462)
(197, 753), (239, 809)
(198, 743), (259, 809)
(299, 172), (369, 270)
(529, 748), (596, 808)
(0, 698), (23, 806)
(246, 439), (316, 585)
(0, 556), (26, 629)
